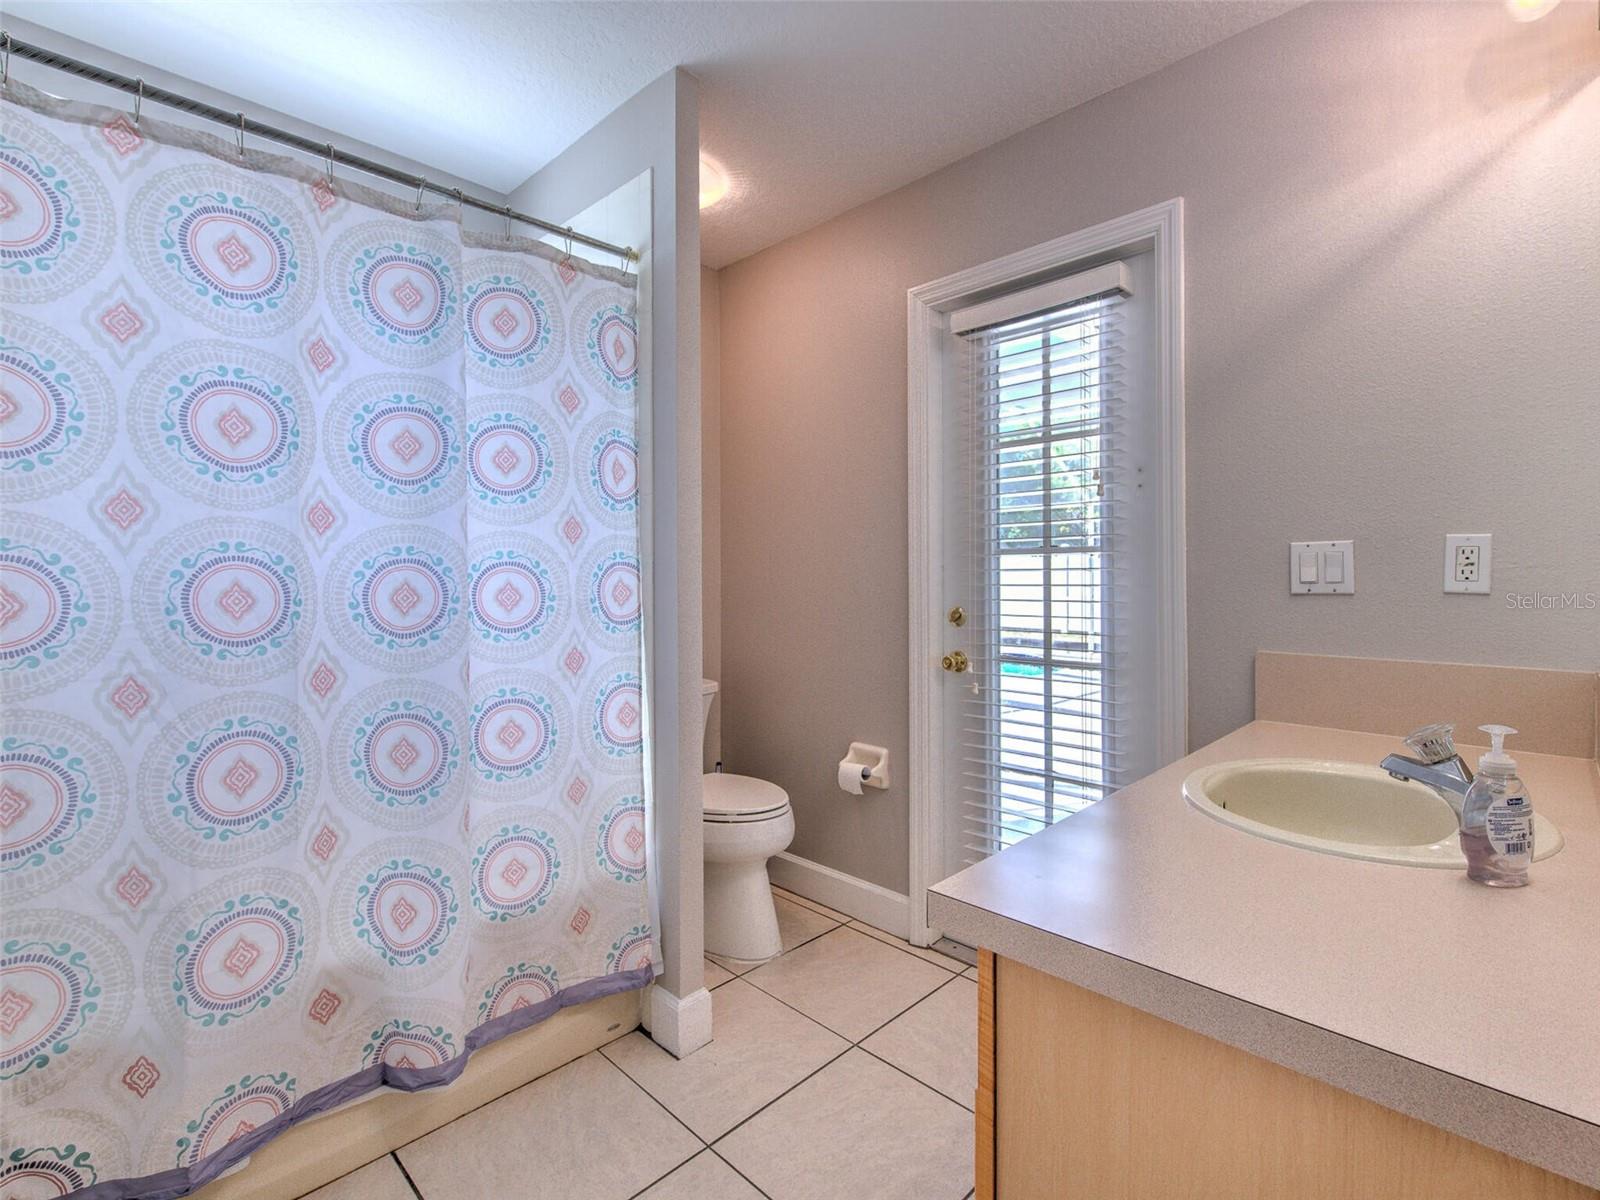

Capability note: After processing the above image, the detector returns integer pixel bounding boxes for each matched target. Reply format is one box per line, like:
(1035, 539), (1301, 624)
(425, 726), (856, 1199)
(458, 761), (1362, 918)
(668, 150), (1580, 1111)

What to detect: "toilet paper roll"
(837, 759), (865, 795)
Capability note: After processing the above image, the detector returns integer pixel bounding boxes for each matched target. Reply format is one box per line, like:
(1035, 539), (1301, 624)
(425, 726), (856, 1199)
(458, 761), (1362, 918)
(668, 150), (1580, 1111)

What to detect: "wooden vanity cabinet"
(974, 951), (1598, 1200)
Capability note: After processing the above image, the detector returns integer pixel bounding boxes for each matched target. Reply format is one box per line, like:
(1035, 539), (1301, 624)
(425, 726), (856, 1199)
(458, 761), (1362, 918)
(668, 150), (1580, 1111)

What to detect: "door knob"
(941, 650), (969, 673)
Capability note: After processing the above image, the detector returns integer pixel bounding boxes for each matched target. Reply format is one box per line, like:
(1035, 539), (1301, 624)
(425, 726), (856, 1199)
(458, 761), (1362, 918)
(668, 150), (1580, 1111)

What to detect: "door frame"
(906, 199), (1188, 946)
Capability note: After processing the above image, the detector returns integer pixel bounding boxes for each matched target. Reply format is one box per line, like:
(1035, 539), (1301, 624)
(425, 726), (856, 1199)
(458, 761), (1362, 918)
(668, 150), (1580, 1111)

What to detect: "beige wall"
(716, 1), (1600, 894)
(702, 266), (723, 770)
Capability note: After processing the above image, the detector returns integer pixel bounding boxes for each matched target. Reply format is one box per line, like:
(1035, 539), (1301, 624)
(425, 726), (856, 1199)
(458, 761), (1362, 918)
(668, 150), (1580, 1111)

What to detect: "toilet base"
(704, 856), (783, 960)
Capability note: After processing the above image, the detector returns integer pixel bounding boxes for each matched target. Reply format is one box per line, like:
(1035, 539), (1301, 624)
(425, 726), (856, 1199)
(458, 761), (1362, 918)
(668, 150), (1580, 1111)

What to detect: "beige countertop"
(928, 720), (1600, 1188)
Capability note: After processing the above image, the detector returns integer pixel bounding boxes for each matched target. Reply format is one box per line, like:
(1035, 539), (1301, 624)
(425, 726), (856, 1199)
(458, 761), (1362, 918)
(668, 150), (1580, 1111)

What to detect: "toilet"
(700, 680), (795, 961)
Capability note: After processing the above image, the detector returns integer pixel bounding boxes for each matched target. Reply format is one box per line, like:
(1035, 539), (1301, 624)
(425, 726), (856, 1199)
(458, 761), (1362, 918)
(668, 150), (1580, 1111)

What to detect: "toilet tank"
(700, 679), (719, 758)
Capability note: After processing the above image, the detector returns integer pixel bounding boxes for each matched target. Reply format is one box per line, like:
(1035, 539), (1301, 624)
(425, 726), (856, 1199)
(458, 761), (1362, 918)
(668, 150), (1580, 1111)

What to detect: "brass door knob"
(947, 606), (966, 627)
(941, 650), (970, 673)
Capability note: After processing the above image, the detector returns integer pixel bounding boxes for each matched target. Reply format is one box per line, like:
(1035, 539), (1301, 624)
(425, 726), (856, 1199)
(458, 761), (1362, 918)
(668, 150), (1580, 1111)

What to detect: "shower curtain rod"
(0, 31), (638, 264)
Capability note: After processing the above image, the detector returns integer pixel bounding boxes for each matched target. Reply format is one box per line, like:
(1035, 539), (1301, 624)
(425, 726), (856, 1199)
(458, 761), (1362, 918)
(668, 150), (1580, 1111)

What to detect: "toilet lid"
(702, 773), (789, 820)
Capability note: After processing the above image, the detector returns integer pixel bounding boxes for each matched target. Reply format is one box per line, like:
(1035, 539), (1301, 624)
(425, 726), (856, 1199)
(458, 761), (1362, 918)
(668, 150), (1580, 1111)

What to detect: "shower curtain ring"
(134, 78), (144, 126)
(3, 33), (11, 87)
(324, 143), (335, 187)
(236, 111), (246, 157)
(562, 228), (573, 266)
(415, 178), (427, 212)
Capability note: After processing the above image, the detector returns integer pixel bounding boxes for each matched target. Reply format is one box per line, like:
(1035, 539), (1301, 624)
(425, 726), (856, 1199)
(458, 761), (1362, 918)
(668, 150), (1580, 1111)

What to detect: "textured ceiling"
(7, 1), (1300, 267)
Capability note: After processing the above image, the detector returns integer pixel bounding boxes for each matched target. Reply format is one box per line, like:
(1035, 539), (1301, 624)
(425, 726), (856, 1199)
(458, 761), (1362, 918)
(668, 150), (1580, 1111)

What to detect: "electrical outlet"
(1444, 534), (1492, 595)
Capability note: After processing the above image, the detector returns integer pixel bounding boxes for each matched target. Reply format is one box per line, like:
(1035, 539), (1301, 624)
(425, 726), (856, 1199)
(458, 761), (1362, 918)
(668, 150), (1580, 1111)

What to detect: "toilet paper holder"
(838, 742), (890, 793)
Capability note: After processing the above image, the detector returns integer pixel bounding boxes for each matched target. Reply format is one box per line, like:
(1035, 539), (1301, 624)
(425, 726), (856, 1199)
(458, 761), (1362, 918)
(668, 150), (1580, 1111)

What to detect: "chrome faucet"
(1380, 722), (1474, 807)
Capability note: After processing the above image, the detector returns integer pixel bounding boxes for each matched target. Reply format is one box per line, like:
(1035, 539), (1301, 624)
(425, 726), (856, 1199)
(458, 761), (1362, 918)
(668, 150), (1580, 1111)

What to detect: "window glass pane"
(972, 298), (1115, 859)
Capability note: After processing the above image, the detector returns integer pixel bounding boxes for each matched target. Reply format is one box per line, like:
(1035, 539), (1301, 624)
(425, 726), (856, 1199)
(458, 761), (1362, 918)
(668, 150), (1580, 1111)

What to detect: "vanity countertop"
(928, 720), (1600, 1187)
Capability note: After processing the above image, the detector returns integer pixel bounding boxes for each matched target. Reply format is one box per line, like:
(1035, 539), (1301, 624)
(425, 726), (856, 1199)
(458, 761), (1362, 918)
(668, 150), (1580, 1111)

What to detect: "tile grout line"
(604, 981), (831, 1199)
(851, 970), (967, 1046)
(846, 920), (969, 974)
(736, 940), (959, 1048)
(853, 1042), (975, 1115)
(372, 903), (967, 1200)
(711, 904), (846, 975)
(707, 970), (971, 1150)
(707, 1144), (776, 1200)
(705, 1042), (857, 1150)
(730, 968), (977, 1113)
(731, 968), (871, 1042)
(389, 1151), (426, 1200)
(387, 1024), (639, 1165)
(719, 935), (977, 1196)
(621, 1157), (698, 1200)
(598, 1047), (713, 1151)
(783, 918), (968, 980)
(770, 888), (849, 923)
(606, 976), (853, 1145)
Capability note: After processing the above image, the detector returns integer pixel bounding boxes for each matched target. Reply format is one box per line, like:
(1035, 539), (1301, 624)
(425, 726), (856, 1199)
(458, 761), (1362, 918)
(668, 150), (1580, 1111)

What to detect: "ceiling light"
(699, 155), (729, 209)
(1505, 0), (1559, 20)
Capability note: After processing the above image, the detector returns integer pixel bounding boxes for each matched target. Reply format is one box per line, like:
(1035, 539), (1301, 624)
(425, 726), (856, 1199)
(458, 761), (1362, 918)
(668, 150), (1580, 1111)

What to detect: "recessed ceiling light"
(1505, 0), (1559, 20)
(700, 155), (729, 209)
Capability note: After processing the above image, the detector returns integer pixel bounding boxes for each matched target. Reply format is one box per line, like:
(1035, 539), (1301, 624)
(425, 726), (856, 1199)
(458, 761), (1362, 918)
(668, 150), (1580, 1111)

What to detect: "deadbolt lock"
(941, 650), (970, 673)
(947, 606), (966, 627)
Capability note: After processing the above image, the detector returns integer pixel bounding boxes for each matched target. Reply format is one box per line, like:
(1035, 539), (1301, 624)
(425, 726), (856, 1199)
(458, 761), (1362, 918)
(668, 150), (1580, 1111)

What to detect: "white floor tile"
(770, 885), (848, 923)
(743, 926), (951, 1041)
(861, 976), (978, 1107)
(603, 978), (847, 1141)
(706, 951), (762, 977)
(299, 1157), (414, 1200)
(847, 921), (967, 972)
(634, 1151), (765, 1199)
(715, 1049), (973, 1200)
(775, 894), (841, 951)
(705, 956), (737, 989)
(962, 965), (978, 981)
(396, 1052), (698, 1200)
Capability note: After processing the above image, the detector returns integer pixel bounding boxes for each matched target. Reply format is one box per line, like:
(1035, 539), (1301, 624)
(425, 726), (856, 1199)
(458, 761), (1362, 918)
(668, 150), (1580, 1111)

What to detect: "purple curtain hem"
(69, 967), (654, 1200)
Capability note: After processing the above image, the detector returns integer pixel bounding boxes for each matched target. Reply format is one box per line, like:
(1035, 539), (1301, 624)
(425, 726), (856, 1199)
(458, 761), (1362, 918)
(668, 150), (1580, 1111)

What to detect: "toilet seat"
(703, 773), (790, 823)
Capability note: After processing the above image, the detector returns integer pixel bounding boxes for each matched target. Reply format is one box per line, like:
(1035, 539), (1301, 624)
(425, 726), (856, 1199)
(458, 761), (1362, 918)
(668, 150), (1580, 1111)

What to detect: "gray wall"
(715, 0), (1600, 894)
(702, 267), (724, 771)
(512, 70), (706, 1002)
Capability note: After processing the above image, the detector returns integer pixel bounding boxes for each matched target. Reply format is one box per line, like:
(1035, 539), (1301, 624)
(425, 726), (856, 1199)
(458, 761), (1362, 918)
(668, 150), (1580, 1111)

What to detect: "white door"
(931, 249), (1167, 896)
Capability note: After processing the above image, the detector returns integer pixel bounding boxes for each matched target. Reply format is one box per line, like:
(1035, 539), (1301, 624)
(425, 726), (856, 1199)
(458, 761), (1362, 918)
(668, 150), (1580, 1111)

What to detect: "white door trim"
(906, 198), (1188, 946)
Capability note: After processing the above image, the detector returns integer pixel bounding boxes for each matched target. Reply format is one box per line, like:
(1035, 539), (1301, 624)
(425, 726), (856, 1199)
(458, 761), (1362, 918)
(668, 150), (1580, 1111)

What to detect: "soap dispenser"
(1458, 725), (1533, 888)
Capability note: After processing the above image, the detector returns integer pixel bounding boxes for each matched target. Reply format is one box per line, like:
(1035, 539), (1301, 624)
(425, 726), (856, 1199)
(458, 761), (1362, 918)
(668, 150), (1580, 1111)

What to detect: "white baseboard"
(768, 851), (910, 938)
(647, 984), (713, 1059)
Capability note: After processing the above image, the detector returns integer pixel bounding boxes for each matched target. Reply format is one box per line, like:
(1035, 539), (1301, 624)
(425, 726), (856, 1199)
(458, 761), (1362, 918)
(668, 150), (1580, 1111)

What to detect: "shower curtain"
(0, 79), (652, 1199)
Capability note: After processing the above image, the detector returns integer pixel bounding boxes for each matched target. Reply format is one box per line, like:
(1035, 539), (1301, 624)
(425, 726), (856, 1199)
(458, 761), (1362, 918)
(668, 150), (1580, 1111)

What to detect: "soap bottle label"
(1484, 793), (1533, 864)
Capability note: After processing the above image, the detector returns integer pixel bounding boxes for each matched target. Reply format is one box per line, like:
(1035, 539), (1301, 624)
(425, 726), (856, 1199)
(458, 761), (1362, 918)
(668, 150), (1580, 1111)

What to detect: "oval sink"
(1183, 759), (1564, 868)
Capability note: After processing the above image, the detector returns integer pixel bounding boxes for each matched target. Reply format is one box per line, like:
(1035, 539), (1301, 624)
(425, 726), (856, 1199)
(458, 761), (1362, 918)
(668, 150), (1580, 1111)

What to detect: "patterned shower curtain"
(0, 79), (652, 1199)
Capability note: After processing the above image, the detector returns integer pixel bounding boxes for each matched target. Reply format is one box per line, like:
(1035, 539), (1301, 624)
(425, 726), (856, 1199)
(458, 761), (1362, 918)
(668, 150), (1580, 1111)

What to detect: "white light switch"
(1289, 540), (1355, 595)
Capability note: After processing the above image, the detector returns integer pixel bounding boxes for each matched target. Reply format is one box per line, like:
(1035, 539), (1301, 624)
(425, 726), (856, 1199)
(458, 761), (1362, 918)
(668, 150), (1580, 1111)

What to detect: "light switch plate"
(1444, 533), (1492, 595)
(1289, 540), (1355, 595)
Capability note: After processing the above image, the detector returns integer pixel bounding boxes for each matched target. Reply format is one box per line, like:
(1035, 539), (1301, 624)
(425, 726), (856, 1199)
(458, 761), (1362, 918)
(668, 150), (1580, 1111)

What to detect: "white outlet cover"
(1444, 533), (1492, 595)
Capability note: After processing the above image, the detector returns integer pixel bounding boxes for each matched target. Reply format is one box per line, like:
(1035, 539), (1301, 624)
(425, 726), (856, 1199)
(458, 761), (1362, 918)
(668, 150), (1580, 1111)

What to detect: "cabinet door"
(987, 955), (1598, 1199)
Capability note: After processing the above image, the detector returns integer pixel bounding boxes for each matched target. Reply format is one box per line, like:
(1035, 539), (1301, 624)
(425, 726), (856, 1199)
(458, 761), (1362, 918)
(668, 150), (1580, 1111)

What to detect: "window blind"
(954, 282), (1129, 863)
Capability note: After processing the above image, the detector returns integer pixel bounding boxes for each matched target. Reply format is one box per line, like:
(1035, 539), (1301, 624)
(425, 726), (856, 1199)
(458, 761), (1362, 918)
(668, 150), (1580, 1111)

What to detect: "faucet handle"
(1403, 723), (1458, 765)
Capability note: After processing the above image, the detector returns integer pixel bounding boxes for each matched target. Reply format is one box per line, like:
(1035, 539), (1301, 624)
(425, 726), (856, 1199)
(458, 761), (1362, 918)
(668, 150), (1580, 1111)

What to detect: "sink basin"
(1183, 759), (1564, 868)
